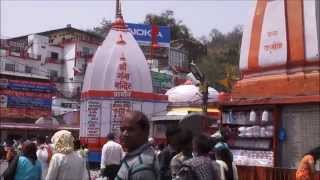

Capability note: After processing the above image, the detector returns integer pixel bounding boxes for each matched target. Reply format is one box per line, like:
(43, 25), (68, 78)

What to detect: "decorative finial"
(116, 0), (122, 18)
(112, 0), (127, 31)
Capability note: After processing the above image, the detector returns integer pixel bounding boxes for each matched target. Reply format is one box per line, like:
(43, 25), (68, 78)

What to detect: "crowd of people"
(99, 111), (238, 180)
(1, 110), (319, 180)
(1, 131), (89, 180)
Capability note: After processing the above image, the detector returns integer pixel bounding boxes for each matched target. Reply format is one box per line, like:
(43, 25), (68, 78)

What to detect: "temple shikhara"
(80, 0), (168, 156)
(219, 0), (319, 178)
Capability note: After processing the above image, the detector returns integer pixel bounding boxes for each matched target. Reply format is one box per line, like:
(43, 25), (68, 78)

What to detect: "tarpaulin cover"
(0, 79), (55, 93)
(6, 96), (51, 109)
(0, 107), (51, 119)
(0, 89), (52, 99)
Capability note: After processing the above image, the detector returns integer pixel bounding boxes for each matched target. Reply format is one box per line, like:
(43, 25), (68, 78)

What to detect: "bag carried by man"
(121, 154), (158, 180)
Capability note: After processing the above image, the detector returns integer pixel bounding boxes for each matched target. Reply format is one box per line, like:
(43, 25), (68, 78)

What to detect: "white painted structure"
(80, 4), (168, 149)
(239, 0), (319, 76)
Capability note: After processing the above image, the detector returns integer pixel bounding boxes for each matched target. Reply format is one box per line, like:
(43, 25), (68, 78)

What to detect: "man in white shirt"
(101, 133), (123, 180)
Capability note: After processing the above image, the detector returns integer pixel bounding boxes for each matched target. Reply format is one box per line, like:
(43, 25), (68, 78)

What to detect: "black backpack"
(176, 164), (198, 180)
(122, 154), (158, 180)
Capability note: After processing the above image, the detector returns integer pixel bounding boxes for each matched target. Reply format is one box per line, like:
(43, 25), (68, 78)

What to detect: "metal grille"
(280, 104), (320, 168)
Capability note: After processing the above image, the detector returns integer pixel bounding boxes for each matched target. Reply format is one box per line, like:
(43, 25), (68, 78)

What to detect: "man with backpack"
(158, 126), (181, 180)
(116, 111), (159, 180)
(177, 134), (220, 180)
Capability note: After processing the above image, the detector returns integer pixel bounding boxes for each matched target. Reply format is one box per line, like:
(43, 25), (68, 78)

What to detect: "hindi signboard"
(86, 101), (101, 137)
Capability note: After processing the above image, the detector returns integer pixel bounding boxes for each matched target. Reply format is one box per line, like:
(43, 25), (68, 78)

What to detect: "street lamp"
(190, 62), (208, 113)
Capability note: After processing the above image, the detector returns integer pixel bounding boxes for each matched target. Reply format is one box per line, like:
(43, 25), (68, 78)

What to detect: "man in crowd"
(158, 126), (181, 180)
(170, 129), (193, 180)
(179, 134), (220, 180)
(116, 111), (159, 180)
(101, 132), (124, 180)
(37, 136), (52, 180)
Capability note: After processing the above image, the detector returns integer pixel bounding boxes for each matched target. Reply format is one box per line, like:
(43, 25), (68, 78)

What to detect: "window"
(61, 103), (72, 108)
(5, 63), (15, 72)
(82, 47), (90, 55)
(51, 52), (59, 59)
(25, 66), (32, 73)
(49, 70), (58, 78)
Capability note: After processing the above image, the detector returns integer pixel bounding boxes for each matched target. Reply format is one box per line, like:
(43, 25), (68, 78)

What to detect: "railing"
(4, 50), (41, 61)
(0, 64), (48, 77)
(50, 76), (64, 82)
(75, 51), (94, 59)
(45, 57), (64, 64)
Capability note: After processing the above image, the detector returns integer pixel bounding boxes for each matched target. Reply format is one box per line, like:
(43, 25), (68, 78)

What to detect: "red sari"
(296, 155), (315, 180)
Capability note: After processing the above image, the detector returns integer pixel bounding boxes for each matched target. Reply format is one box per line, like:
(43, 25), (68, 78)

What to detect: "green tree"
(144, 10), (191, 41)
(197, 26), (242, 92)
(87, 18), (112, 38)
(144, 10), (206, 62)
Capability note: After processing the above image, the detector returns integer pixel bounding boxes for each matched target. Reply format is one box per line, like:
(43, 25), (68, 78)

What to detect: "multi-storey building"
(1, 24), (102, 116)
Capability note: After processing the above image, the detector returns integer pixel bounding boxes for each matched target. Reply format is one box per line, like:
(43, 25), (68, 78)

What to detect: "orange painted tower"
(219, 0), (320, 175)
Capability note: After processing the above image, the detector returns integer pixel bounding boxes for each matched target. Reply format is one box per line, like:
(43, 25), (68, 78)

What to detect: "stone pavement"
(0, 160), (8, 180)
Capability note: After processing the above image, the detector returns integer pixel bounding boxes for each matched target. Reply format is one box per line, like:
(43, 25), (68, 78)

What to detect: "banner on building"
(0, 78), (55, 93)
(0, 107), (51, 119)
(151, 71), (173, 91)
(0, 89), (53, 99)
(3, 95), (51, 109)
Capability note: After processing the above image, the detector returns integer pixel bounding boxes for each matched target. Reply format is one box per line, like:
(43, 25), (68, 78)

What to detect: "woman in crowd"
(14, 140), (42, 180)
(296, 146), (320, 180)
(45, 130), (89, 180)
(214, 142), (238, 180)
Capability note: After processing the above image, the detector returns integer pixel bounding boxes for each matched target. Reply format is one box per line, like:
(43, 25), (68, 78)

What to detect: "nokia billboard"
(127, 23), (171, 47)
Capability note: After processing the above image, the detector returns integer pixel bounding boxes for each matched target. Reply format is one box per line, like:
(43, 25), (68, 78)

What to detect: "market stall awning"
(151, 107), (220, 122)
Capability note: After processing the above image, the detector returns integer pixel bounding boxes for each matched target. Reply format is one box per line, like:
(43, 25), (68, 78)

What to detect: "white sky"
(0, 0), (255, 39)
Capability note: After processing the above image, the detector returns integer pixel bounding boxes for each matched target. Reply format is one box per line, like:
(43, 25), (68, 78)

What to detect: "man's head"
(37, 136), (46, 145)
(165, 125), (181, 150)
(193, 134), (212, 156)
(107, 133), (116, 141)
(176, 129), (193, 155)
(120, 111), (150, 152)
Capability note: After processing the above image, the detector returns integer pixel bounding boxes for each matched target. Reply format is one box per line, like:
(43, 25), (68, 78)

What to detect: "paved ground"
(0, 160), (8, 180)
(0, 160), (105, 180)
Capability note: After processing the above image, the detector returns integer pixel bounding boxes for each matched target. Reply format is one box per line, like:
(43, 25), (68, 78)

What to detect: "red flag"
(151, 25), (159, 48)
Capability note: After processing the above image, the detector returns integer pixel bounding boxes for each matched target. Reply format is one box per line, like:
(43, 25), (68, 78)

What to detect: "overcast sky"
(1, 0), (255, 39)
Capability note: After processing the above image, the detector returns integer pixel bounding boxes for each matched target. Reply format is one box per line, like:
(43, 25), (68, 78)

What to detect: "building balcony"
(45, 57), (64, 64)
(0, 66), (49, 79)
(4, 50), (41, 61)
(50, 76), (64, 83)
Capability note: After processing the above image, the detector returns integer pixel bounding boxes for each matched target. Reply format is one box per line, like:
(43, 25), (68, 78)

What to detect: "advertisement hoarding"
(127, 23), (171, 47)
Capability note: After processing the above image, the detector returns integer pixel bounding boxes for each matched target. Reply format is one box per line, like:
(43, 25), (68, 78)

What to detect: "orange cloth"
(296, 155), (315, 180)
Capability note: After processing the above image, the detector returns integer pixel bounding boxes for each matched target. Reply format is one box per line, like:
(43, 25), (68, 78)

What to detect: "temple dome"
(82, 26), (153, 93)
(165, 84), (219, 103)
